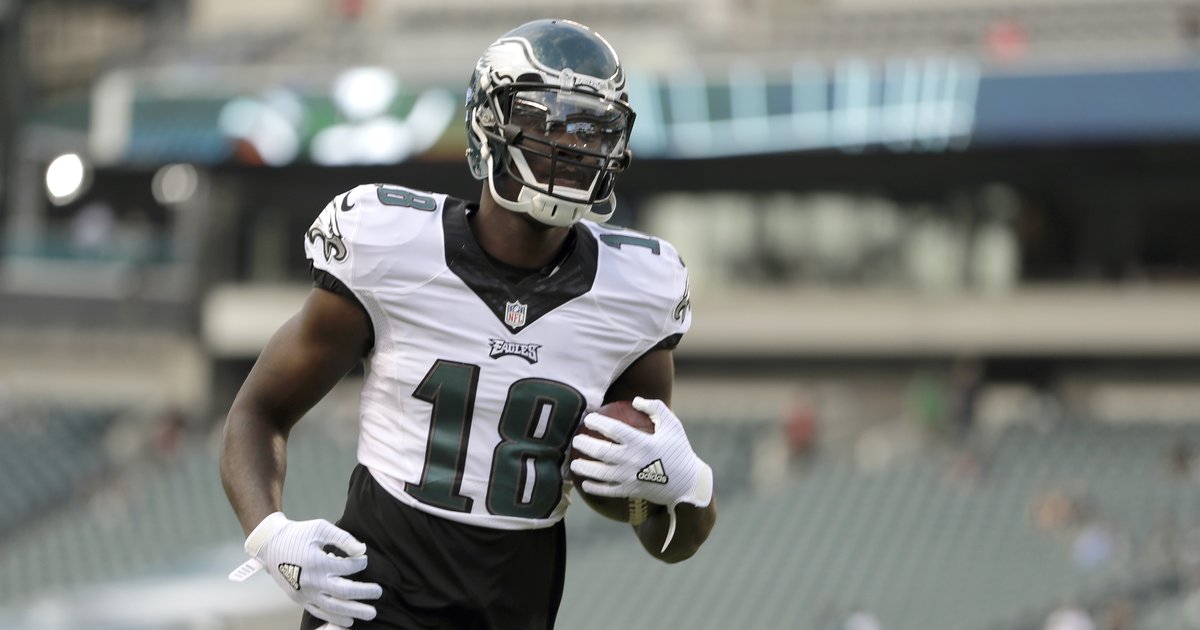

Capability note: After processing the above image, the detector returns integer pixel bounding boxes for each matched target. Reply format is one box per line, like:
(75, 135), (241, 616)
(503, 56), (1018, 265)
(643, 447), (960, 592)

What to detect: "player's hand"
(228, 512), (383, 627)
(569, 397), (714, 511)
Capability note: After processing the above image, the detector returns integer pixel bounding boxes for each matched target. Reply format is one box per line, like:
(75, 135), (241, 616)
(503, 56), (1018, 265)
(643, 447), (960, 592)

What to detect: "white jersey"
(304, 183), (691, 530)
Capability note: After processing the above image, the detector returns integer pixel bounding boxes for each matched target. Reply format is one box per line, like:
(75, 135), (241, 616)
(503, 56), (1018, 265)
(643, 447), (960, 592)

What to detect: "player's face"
(506, 89), (629, 191)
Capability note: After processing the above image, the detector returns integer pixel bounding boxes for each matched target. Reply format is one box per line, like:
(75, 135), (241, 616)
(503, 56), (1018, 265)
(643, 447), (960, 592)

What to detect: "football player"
(220, 18), (716, 629)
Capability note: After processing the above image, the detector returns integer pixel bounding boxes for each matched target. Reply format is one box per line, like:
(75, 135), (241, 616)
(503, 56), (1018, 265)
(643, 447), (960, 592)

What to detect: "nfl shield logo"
(504, 300), (528, 329)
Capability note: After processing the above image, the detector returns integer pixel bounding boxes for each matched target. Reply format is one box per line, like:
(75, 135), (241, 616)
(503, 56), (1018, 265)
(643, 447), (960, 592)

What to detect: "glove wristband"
(244, 511), (290, 557)
(660, 460), (714, 553)
(682, 461), (714, 509)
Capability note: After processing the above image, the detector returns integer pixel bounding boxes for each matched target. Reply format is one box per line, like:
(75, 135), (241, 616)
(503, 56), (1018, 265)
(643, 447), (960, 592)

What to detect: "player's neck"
(471, 194), (573, 271)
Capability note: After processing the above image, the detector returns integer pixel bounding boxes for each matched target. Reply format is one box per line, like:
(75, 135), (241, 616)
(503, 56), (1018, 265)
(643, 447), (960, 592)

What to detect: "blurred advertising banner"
(28, 58), (1200, 167)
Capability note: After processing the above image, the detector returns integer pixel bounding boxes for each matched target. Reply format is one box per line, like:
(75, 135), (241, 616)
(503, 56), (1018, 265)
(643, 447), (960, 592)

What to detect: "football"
(570, 400), (654, 524)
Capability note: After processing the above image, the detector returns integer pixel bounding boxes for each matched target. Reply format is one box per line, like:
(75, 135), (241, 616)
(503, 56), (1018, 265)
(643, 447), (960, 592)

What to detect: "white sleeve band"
(244, 511), (290, 556)
(660, 461), (714, 553)
(684, 461), (714, 509)
(228, 558), (264, 582)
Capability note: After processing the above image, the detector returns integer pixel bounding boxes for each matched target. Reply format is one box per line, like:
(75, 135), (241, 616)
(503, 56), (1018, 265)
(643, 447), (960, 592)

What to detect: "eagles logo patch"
(673, 279), (691, 322)
(306, 196), (350, 263)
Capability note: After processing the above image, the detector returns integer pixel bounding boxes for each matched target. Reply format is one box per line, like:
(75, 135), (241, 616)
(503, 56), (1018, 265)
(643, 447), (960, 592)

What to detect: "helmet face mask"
(495, 86), (633, 201)
(466, 20), (635, 227)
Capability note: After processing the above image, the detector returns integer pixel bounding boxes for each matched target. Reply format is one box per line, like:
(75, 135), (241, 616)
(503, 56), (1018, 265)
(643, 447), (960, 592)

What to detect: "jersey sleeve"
(653, 242), (692, 350)
(304, 185), (369, 291)
(303, 184), (448, 351)
(591, 224), (693, 355)
(304, 183), (445, 291)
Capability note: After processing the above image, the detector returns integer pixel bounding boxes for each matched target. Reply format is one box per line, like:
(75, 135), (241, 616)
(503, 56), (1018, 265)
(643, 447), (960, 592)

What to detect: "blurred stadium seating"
(0, 406), (122, 540)
(6, 0), (1200, 628)
(7, 400), (1200, 629)
(559, 419), (1200, 630)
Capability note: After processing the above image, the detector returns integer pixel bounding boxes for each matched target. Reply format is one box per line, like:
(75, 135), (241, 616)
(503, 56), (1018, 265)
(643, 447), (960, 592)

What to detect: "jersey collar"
(443, 199), (599, 333)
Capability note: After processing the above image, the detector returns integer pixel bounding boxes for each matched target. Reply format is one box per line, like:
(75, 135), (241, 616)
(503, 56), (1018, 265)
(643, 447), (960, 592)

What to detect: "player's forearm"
(633, 496), (717, 563)
(220, 409), (290, 537)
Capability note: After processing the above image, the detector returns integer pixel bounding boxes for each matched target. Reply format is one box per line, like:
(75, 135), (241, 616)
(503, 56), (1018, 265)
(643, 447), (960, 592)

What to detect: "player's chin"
(518, 211), (560, 231)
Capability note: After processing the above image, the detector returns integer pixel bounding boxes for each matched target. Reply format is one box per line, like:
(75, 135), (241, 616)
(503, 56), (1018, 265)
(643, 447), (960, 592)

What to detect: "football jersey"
(304, 183), (691, 530)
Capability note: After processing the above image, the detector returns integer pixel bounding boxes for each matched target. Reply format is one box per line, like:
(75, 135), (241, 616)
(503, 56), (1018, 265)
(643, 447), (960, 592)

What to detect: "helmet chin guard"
(465, 19), (633, 227)
(485, 155), (617, 227)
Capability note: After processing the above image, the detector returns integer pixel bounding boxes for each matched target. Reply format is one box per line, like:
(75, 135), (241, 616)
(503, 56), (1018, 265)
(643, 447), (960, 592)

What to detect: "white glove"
(228, 512), (383, 627)
(569, 397), (713, 551)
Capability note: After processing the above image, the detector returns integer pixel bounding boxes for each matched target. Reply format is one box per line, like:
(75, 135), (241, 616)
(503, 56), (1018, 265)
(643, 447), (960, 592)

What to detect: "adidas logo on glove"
(636, 459), (669, 484)
(278, 563), (302, 590)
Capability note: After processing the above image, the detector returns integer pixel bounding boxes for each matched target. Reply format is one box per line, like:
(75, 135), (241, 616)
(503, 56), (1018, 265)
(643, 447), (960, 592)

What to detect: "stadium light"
(45, 153), (90, 205)
(152, 163), (200, 205)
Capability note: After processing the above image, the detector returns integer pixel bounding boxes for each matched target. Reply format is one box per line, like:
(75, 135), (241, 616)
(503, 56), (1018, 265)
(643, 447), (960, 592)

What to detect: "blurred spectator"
(153, 408), (190, 461)
(946, 447), (988, 493)
(948, 355), (984, 440)
(1098, 597), (1133, 630)
(985, 18), (1028, 63)
(336, 0), (363, 21)
(783, 394), (819, 467)
(103, 415), (147, 468)
(905, 371), (947, 436)
(1170, 442), (1193, 477)
(1072, 520), (1118, 571)
(1182, 588), (1200, 627)
(333, 0), (364, 61)
(1168, 442), (1200, 483)
(1182, 6), (1200, 50)
(854, 422), (922, 474)
(1032, 386), (1067, 430)
(1030, 486), (1123, 572)
(1032, 489), (1084, 535)
(89, 474), (132, 532)
(1044, 604), (1096, 630)
(903, 360), (985, 445)
(842, 610), (883, 630)
(0, 385), (13, 426)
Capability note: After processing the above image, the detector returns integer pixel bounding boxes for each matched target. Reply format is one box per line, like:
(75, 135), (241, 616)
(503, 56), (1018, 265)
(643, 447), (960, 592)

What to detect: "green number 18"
(404, 360), (586, 519)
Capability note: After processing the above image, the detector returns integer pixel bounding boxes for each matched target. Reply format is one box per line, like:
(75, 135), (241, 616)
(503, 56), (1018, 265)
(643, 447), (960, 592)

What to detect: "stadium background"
(4, 0), (1200, 628)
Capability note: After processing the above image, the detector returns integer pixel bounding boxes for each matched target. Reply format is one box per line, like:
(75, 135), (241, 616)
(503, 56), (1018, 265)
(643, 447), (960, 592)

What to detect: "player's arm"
(219, 287), (371, 536)
(603, 349), (717, 564)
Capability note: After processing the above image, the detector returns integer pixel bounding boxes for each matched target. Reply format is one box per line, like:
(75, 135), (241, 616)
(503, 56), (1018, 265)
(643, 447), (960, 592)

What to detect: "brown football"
(570, 400), (654, 524)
